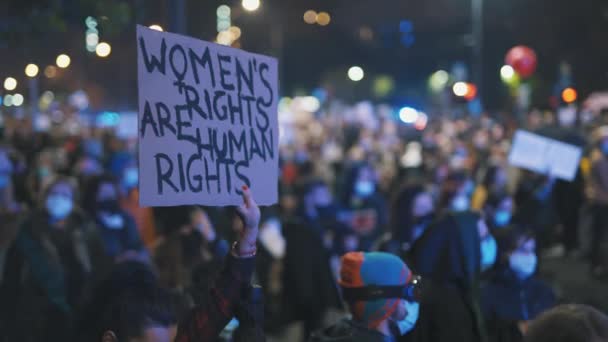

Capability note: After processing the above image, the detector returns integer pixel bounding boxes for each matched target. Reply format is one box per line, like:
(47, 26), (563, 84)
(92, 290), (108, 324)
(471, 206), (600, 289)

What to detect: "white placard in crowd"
(508, 130), (582, 181)
(136, 25), (279, 207)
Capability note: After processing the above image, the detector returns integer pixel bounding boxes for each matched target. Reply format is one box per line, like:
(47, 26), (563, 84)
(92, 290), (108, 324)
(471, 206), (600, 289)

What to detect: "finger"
(241, 185), (252, 208)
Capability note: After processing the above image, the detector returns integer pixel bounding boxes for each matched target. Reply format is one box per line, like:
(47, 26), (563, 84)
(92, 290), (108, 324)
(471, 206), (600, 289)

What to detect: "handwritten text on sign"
(137, 25), (278, 206)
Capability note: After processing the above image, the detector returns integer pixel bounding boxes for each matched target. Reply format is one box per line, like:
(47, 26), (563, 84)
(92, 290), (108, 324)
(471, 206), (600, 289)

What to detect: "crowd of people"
(1, 98), (608, 342)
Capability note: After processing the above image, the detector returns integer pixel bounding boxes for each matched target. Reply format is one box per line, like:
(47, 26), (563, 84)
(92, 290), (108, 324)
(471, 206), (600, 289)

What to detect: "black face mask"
(97, 199), (120, 213)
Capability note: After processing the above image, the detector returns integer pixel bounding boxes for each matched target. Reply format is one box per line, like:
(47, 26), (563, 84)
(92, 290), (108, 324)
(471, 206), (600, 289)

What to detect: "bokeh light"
(86, 33), (99, 47)
(96, 42), (112, 57)
(303, 10), (317, 24)
(149, 24), (163, 31)
(56, 54), (71, 68)
(229, 26), (242, 40)
(415, 112), (428, 130)
(500, 65), (515, 81)
(217, 5), (231, 18)
(562, 87), (578, 103)
(453, 82), (468, 97)
(242, 0), (260, 12)
(12, 93), (24, 107)
(347, 66), (364, 82)
(399, 107), (419, 124)
(25, 64), (39, 77)
(44, 66), (58, 78)
(4, 77), (17, 91)
(217, 31), (233, 45)
(429, 70), (449, 92)
(373, 75), (395, 97)
(316, 12), (331, 26)
(464, 83), (478, 101)
(4, 95), (13, 107)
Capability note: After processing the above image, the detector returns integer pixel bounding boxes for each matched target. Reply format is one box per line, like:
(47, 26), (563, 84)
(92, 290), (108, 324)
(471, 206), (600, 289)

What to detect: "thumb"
(241, 185), (252, 208)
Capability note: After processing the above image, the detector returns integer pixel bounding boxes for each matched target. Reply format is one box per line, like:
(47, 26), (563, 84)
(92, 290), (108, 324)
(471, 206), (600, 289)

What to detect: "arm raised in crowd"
(174, 185), (261, 342)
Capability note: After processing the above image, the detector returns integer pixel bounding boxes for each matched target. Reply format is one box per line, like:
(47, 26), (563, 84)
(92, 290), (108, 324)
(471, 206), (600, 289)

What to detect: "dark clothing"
(410, 211), (487, 342)
(590, 204), (608, 268)
(346, 195), (388, 251)
(481, 269), (556, 342)
(1, 209), (107, 342)
(175, 253), (255, 342)
(282, 221), (342, 336)
(310, 319), (396, 342)
(399, 280), (479, 342)
(94, 210), (143, 258)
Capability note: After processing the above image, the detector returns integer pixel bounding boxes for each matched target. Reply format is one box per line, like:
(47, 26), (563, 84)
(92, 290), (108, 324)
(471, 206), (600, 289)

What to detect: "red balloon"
(505, 45), (537, 78)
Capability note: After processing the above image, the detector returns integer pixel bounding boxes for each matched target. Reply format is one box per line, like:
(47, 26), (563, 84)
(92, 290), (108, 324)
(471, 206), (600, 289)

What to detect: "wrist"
(232, 240), (257, 258)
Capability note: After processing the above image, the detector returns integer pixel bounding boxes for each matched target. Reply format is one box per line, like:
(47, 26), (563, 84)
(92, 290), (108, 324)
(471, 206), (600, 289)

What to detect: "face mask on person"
(451, 195), (470, 212)
(480, 235), (498, 271)
(494, 210), (511, 227)
(100, 213), (125, 229)
(509, 252), (537, 279)
(46, 195), (73, 220)
(98, 199), (120, 213)
(394, 300), (420, 336)
(355, 181), (375, 198)
(122, 168), (138, 189)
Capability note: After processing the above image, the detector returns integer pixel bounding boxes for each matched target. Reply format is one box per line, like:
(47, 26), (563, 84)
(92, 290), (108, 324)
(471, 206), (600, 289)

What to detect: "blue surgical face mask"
(100, 213), (125, 229)
(494, 210), (511, 227)
(0, 174), (10, 189)
(480, 235), (497, 271)
(509, 252), (537, 279)
(395, 300), (419, 336)
(355, 181), (375, 198)
(46, 194), (73, 220)
(451, 195), (470, 212)
(123, 167), (138, 189)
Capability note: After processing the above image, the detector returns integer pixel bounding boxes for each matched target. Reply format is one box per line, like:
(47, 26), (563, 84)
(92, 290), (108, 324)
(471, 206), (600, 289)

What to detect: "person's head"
(100, 286), (177, 342)
(495, 227), (537, 279)
(84, 174), (121, 215)
(524, 304), (608, 342)
(482, 165), (507, 192)
(438, 171), (469, 212)
(391, 184), (435, 242)
(43, 177), (77, 221)
(339, 252), (420, 335)
(486, 193), (514, 229)
(343, 162), (377, 202)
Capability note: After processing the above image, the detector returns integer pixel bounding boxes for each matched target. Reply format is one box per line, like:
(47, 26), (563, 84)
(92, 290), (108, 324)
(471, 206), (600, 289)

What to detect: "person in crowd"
(410, 211), (497, 342)
(310, 251), (420, 342)
(436, 171), (472, 213)
(1, 176), (107, 341)
(118, 164), (158, 249)
(0, 147), (25, 284)
(587, 126), (608, 277)
(173, 185), (261, 341)
(83, 174), (147, 263)
(298, 178), (343, 238)
(472, 165), (509, 211)
(339, 162), (388, 250)
(374, 183), (435, 256)
(154, 205), (229, 292)
(523, 304), (608, 342)
(484, 192), (515, 231)
(481, 227), (556, 342)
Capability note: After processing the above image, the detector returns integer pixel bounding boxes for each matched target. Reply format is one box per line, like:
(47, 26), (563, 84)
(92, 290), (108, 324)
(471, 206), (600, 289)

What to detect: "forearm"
(175, 252), (255, 342)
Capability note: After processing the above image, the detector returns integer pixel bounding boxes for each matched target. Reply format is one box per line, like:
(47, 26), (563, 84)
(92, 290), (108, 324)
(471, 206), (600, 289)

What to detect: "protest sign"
(136, 25), (279, 206)
(508, 130), (582, 181)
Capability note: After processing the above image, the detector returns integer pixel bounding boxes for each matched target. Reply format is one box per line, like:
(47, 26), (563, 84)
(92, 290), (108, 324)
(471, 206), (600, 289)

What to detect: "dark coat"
(409, 211), (487, 342)
(310, 319), (396, 342)
(1, 209), (107, 342)
(481, 269), (556, 342)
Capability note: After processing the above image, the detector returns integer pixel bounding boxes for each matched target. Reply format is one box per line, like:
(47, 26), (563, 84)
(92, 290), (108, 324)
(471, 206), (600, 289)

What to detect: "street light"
(12, 93), (24, 107)
(500, 65), (515, 81)
(4, 77), (17, 91)
(96, 42), (112, 57)
(453, 82), (468, 97)
(56, 54), (71, 68)
(347, 66), (364, 82)
(149, 24), (164, 31)
(25, 64), (39, 77)
(242, 0), (260, 12)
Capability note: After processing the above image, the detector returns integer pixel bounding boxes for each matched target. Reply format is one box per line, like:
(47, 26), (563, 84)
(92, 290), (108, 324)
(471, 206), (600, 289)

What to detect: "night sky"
(1, 0), (608, 111)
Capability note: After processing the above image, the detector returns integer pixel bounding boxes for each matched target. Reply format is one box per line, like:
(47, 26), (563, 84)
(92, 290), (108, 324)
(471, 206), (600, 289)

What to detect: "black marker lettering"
(217, 54), (235, 91)
(156, 102), (176, 137)
(141, 101), (159, 137)
(155, 153), (178, 194)
(139, 37), (166, 74)
(188, 47), (216, 87)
